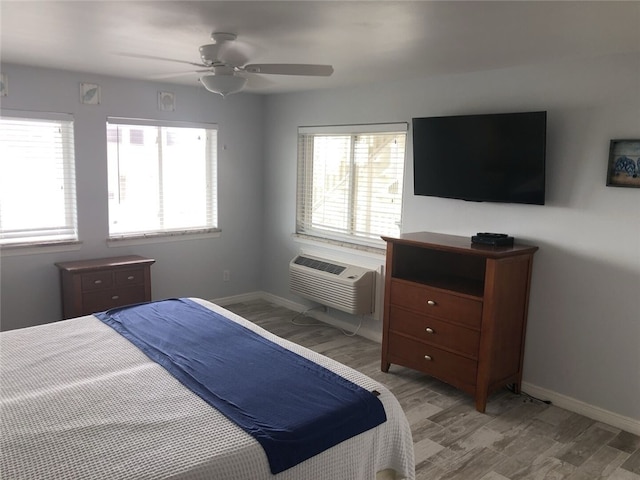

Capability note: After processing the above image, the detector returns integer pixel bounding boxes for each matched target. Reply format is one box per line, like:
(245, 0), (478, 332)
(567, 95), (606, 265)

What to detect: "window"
(106, 118), (218, 239)
(0, 111), (77, 246)
(297, 123), (407, 247)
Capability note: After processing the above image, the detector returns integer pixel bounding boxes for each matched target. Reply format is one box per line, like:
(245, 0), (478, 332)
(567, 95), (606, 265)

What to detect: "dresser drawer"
(389, 279), (482, 328)
(387, 332), (477, 390)
(82, 286), (146, 314)
(389, 305), (480, 359)
(115, 268), (146, 286)
(81, 271), (113, 291)
(57, 255), (155, 319)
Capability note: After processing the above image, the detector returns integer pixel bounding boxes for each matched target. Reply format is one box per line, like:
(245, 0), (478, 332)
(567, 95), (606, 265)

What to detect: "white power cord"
(291, 307), (364, 337)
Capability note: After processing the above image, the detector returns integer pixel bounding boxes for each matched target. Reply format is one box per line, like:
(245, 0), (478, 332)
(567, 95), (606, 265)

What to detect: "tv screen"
(412, 111), (546, 205)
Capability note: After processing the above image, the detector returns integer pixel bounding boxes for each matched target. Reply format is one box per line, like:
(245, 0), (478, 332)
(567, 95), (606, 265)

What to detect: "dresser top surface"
(55, 255), (155, 272)
(381, 231), (538, 258)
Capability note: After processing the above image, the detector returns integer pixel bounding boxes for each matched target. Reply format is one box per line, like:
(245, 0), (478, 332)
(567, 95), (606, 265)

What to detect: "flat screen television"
(412, 111), (546, 205)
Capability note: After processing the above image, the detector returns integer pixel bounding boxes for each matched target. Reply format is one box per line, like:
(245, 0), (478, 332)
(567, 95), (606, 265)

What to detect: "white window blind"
(297, 123), (407, 246)
(0, 111), (78, 246)
(106, 118), (218, 239)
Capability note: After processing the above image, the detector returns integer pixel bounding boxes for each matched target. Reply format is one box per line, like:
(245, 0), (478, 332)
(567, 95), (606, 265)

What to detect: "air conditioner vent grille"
(289, 254), (375, 315)
(293, 256), (346, 275)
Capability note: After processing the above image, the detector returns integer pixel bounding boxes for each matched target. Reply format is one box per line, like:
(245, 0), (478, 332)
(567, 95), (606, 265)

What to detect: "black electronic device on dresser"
(471, 232), (514, 247)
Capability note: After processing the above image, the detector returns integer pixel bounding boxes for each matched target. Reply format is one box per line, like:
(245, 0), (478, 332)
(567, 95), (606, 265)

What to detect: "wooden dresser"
(381, 232), (538, 412)
(56, 255), (155, 319)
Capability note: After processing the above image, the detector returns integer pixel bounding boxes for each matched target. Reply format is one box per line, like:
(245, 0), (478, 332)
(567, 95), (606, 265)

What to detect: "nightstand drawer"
(389, 305), (480, 359)
(390, 279), (482, 328)
(115, 268), (145, 286)
(81, 271), (113, 291)
(387, 333), (477, 390)
(83, 287), (146, 314)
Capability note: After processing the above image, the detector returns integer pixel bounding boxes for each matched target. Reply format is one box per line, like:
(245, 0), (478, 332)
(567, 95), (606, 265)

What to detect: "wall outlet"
(223, 270), (230, 282)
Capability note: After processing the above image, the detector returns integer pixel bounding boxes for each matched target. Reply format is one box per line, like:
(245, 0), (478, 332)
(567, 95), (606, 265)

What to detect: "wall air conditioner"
(289, 254), (376, 315)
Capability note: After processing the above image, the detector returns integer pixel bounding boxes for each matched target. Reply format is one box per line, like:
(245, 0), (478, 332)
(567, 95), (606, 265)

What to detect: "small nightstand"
(56, 255), (155, 319)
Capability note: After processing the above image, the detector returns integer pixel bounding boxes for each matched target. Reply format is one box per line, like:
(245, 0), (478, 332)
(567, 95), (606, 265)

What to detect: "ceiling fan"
(134, 32), (334, 97)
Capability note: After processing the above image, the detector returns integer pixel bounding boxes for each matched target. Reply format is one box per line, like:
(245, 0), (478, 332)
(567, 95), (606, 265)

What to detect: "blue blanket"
(95, 299), (386, 474)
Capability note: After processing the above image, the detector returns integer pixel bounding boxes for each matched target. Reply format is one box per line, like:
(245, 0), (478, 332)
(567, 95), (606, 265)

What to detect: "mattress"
(0, 298), (414, 480)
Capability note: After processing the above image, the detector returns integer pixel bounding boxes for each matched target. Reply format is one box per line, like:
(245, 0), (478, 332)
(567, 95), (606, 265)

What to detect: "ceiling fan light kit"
(129, 31), (333, 96)
(200, 74), (247, 97)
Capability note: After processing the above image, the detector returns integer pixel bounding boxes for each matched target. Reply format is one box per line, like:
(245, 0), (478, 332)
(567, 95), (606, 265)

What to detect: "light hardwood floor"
(224, 299), (640, 480)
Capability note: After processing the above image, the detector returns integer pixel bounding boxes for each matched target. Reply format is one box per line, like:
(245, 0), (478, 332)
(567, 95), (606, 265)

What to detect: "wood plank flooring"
(224, 299), (640, 480)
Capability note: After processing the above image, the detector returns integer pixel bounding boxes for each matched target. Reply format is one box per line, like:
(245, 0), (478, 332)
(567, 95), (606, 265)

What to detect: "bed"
(0, 298), (414, 480)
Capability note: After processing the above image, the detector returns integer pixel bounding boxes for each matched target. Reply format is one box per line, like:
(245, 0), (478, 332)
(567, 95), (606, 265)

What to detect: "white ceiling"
(1, 1), (639, 94)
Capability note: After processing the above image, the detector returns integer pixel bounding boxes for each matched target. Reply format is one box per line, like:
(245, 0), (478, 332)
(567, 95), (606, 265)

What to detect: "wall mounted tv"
(412, 111), (546, 205)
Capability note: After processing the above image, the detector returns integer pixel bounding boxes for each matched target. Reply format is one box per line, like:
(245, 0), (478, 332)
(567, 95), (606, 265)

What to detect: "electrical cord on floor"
(290, 306), (326, 326)
(507, 384), (552, 405)
(340, 315), (363, 337)
(291, 307), (364, 337)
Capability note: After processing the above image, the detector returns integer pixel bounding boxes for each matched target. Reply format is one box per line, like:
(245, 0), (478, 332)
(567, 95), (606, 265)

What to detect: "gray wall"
(1, 52), (638, 426)
(261, 52), (640, 422)
(0, 64), (265, 330)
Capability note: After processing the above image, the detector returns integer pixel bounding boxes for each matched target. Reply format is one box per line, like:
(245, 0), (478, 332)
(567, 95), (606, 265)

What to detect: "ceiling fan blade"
(243, 64), (334, 76)
(148, 70), (210, 80)
(116, 52), (208, 68)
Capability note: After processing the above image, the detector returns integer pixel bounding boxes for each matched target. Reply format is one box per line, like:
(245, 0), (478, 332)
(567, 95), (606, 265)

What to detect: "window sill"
(291, 233), (386, 257)
(107, 229), (221, 247)
(0, 240), (83, 257)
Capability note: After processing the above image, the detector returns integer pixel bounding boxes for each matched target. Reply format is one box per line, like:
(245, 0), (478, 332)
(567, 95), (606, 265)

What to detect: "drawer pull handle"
(94, 280), (102, 285)
(127, 276), (135, 280)
(425, 327), (434, 334)
(427, 300), (436, 306)
(424, 355), (432, 361)
(111, 295), (120, 300)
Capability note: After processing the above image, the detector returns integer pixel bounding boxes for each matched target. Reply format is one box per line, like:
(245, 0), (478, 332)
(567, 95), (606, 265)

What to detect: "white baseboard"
(522, 382), (640, 435)
(211, 291), (264, 306)
(262, 292), (382, 343)
(212, 290), (382, 343)
(211, 291), (639, 435)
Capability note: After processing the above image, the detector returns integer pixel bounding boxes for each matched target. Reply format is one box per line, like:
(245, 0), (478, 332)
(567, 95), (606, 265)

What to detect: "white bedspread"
(1, 298), (414, 480)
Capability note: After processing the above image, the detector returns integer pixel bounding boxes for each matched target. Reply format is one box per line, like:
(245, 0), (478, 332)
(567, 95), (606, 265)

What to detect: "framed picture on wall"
(158, 91), (175, 111)
(606, 139), (640, 188)
(80, 82), (101, 105)
(0, 73), (7, 96)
